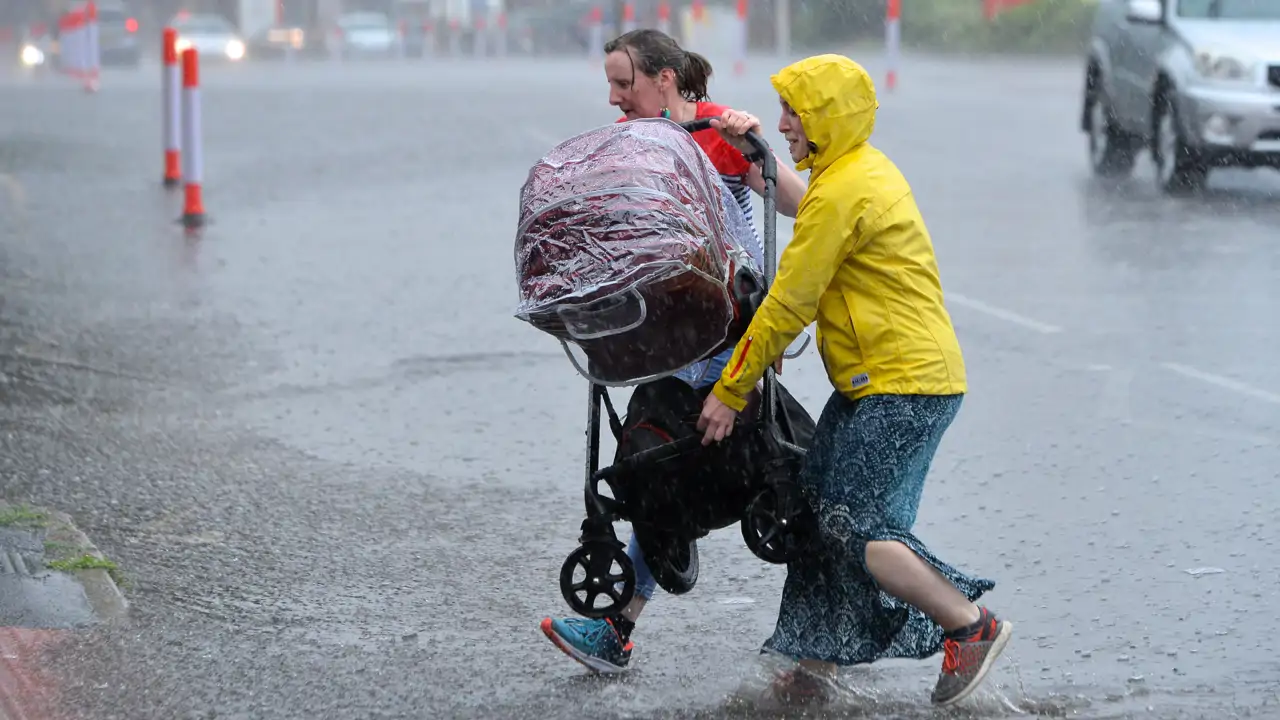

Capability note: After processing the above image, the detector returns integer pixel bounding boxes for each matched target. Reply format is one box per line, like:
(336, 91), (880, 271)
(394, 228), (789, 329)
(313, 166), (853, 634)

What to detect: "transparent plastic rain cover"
(514, 118), (757, 386)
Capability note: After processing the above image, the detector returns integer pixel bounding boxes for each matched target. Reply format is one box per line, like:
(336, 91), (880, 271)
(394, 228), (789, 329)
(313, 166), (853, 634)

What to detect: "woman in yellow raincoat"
(699, 54), (1013, 708)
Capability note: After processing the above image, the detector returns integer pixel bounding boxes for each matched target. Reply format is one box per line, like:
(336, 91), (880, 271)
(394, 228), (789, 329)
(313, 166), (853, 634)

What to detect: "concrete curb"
(0, 501), (129, 626)
(43, 508), (129, 625)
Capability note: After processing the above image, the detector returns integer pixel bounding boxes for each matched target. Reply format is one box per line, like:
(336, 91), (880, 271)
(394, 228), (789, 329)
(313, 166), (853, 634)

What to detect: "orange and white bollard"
(473, 14), (487, 57)
(775, 0), (789, 58)
(57, 9), (83, 82)
(495, 12), (507, 57)
(734, 0), (747, 77)
(161, 27), (181, 188)
(83, 1), (100, 92)
(180, 48), (205, 229)
(688, 0), (705, 54)
(448, 18), (460, 57)
(621, 2), (635, 34)
(885, 0), (900, 92)
(421, 19), (435, 58)
(656, 1), (670, 36)
(587, 5), (602, 62)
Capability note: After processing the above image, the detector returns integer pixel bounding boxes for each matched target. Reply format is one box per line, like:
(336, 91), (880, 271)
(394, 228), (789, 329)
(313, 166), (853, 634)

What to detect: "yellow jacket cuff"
(711, 381), (749, 412)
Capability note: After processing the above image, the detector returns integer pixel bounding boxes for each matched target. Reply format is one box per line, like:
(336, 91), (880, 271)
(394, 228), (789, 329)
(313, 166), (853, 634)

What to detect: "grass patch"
(0, 504), (49, 528)
(47, 553), (124, 586)
(43, 539), (84, 555)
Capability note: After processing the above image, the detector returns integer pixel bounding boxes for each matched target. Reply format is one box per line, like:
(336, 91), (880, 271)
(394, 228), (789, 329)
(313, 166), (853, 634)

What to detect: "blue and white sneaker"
(540, 617), (633, 673)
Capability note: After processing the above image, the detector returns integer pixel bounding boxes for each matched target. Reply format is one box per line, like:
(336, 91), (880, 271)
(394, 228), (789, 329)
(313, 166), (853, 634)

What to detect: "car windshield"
(1177, 0), (1280, 19)
(174, 15), (232, 33)
(338, 14), (389, 30)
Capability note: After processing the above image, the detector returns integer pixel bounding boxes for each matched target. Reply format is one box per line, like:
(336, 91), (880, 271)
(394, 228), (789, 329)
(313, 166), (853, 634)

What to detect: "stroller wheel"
(559, 541), (636, 619)
(635, 529), (699, 595)
(741, 481), (814, 565)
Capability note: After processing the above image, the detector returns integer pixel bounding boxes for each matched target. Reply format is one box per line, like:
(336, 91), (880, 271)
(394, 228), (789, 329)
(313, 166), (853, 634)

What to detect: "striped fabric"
(721, 172), (763, 265)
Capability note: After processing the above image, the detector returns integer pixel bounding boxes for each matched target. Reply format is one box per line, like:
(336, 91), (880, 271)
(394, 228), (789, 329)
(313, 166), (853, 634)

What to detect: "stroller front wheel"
(559, 541), (636, 618)
(741, 481), (815, 565)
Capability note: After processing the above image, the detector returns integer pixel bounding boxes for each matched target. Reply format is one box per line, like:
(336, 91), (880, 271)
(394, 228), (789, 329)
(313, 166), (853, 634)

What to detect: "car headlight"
(1193, 50), (1254, 83)
(175, 37), (192, 52)
(19, 44), (44, 66)
(226, 39), (245, 59)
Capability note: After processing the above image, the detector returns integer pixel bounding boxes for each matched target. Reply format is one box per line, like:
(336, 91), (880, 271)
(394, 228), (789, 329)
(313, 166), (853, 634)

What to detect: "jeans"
(625, 531), (660, 600)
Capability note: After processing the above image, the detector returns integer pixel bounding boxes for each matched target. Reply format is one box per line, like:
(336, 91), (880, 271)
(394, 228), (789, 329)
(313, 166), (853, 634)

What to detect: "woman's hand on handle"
(697, 392), (739, 446)
(709, 109), (763, 156)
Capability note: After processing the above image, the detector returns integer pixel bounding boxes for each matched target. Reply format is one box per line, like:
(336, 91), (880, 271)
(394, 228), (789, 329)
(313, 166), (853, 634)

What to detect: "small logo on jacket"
(851, 373), (870, 390)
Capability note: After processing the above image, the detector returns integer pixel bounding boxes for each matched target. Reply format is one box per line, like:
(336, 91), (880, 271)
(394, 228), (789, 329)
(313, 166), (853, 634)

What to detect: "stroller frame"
(558, 119), (818, 619)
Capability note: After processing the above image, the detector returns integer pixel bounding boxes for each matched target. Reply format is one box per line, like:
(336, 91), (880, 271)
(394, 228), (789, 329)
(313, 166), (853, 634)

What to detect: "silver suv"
(1081, 0), (1280, 193)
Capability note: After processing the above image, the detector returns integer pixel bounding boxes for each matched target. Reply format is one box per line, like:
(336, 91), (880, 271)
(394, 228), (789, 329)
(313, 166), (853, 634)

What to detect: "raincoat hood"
(770, 54), (878, 175)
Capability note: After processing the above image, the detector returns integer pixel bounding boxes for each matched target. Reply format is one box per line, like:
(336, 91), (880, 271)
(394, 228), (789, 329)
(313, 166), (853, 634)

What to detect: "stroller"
(514, 117), (819, 619)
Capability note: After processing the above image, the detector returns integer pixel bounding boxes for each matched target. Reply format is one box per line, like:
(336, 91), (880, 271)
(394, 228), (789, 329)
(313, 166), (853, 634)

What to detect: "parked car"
(16, 33), (55, 70)
(333, 11), (399, 59)
(96, 1), (141, 66)
(1081, 0), (1280, 194)
(245, 21), (322, 60)
(170, 12), (245, 63)
(15, 1), (140, 70)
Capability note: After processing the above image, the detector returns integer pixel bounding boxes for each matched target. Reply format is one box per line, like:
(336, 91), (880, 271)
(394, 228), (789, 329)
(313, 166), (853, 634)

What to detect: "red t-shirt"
(616, 102), (752, 178)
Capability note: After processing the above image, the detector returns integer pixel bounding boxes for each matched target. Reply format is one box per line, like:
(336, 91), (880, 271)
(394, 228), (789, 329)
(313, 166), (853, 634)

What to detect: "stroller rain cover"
(514, 117), (759, 386)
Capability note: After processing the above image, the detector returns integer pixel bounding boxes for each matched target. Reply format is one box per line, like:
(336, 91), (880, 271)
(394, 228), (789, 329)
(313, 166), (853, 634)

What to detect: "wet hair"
(604, 29), (712, 103)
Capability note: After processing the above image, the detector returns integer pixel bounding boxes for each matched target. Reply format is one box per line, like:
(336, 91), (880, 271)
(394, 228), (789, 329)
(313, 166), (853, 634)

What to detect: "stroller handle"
(677, 119), (782, 433)
(678, 119), (777, 184)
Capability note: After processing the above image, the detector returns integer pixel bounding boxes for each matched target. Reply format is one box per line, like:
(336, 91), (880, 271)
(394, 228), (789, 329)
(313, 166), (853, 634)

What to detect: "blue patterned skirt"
(761, 392), (996, 666)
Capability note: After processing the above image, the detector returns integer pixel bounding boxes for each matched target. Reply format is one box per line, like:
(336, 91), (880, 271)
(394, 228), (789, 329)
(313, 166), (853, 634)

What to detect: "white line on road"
(1161, 362), (1280, 406)
(946, 293), (1064, 335)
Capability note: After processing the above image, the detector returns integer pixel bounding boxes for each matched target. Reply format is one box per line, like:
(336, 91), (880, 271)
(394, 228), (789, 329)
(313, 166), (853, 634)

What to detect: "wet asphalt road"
(2, 50), (1279, 719)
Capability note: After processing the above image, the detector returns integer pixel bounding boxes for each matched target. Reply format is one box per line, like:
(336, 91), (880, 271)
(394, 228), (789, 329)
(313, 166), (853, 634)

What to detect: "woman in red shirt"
(538, 28), (807, 675)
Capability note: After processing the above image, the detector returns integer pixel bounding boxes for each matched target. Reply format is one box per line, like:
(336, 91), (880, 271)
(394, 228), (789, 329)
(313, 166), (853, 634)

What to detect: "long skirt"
(761, 392), (996, 666)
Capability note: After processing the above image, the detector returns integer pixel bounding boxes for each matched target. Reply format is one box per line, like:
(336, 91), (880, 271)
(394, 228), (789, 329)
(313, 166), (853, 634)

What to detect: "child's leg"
(621, 529), (657, 621)
(538, 530), (656, 673)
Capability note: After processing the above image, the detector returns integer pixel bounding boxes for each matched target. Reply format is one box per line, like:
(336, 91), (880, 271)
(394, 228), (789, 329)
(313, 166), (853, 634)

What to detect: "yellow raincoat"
(711, 55), (967, 412)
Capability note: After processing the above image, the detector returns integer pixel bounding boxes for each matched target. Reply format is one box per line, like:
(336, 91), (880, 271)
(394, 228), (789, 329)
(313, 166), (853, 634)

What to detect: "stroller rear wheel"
(634, 527), (699, 595)
(559, 541), (636, 618)
(741, 480), (815, 565)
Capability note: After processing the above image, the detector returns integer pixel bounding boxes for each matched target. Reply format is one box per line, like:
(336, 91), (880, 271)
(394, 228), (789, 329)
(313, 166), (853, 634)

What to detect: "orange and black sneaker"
(930, 606), (1013, 707)
(540, 616), (634, 674)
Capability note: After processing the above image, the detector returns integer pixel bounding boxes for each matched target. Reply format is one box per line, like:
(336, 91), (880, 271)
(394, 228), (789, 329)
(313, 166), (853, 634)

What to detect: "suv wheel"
(1086, 82), (1139, 178)
(1152, 94), (1208, 195)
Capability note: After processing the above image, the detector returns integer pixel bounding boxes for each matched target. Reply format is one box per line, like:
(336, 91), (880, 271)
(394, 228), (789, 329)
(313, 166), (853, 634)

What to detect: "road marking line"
(946, 292), (1064, 334)
(1161, 362), (1280, 406)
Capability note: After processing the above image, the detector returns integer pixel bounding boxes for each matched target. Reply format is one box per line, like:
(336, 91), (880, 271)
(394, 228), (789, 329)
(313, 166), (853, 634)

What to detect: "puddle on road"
(0, 571), (96, 629)
(513, 647), (1226, 720)
(712, 651), (1060, 719)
